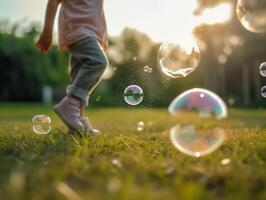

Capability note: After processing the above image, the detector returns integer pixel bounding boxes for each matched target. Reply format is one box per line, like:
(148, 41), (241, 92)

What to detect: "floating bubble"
(236, 0), (266, 33)
(261, 86), (266, 98)
(136, 121), (145, 131)
(32, 115), (52, 134)
(133, 57), (137, 61)
(259, 62), (266, 77)
(148, 68), (153, 73)
(169, 88), (228, 157)
(144, 66), (149, 72)
(158, 40), (200, 78)
(123, 85), (144, 106)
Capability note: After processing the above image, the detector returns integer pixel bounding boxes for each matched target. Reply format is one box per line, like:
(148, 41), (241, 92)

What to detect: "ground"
(0, 104), (266, 200)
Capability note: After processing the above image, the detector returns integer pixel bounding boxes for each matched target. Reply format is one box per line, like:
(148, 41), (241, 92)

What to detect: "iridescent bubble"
(236, 0), (266, 33)
(32, 115), (52, 134)
(136, 121), (145, 131)
(259, 62), (266, 77)
(261, 86), (266, 98)
(158, 40), (200, 78)
(170, 125), (225, 157)
(169, 88), (228, 157)
(123, 85), (144, 106)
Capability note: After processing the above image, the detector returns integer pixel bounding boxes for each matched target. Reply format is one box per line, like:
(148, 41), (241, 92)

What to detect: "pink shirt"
(58, 0), (108, 51)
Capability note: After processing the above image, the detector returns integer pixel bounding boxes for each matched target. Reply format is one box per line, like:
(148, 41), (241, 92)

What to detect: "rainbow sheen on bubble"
(259, 62), (266, 77)
(170, 125), (224, 157)
(168, 88), (228, 157)
(236, 0), (266, 33)
(169, 88), (227, 119)
(158, 40), (200, 78)
(123, 85), (144, 106)
(32, 115), (52, 134)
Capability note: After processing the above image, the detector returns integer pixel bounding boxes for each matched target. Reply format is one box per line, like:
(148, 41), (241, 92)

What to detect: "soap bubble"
(32, 115), (52, 134)
(144, 66), (149, 72)
(170, 125), (225, 157)
(169, 88), (228, 157)
(136, 121), (145, 131)
(259, 62), (266, 77)
(158, 40), (200, 78)
(123, 85), (144, 105)
(236, 0), (266, 33)
(261, 86), (266, 98)
(148, 68), (153, 73)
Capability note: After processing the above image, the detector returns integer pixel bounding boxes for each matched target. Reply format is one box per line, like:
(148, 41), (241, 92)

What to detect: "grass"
(0, 104), (266, 200)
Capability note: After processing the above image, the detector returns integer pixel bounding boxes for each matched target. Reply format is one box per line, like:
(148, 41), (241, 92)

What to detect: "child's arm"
(36, 0), (61, 53)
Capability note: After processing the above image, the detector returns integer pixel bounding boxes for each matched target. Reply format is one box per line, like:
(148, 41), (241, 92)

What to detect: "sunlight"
(196, 2), (233, 25)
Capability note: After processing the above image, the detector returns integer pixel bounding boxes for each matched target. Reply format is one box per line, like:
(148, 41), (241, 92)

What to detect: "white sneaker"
(54, 96), (85, 132)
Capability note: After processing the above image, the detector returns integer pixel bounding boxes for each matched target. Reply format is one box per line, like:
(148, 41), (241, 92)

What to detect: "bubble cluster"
(259, 62), (266, 77)
(158, 40), (200, 78)
(32, 115), (52, 134)
(144, 66), (153, 73)
(123, 85), (144, 105)
(169, 88), (228, 157)
(236, 0), (266, 33)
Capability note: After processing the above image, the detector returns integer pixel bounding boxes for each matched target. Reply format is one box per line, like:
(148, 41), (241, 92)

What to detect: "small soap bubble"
(148, 68), (153, 73)
(158, 39), (200, 78)
(123, 85), (144, 106)
(236, 0), (266, 33)
(96, 96), (101, 102)
(133, 57), (137, 61)
(259, 62), (266, 77)
(32, 115), (52, 134)
(136, 121), (145, 132)
(169, 88), (228, 157)
(261, 86), (266, 98)
(144, 66), (149, 72)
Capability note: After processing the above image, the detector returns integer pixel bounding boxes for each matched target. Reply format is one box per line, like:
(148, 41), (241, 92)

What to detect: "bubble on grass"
(158, 39), (200, 78)
(32, 115), (51, 134)
(169, 88), (228, 157)
(170, 124), (225, 158)
(133, 56), (137, 61)
(123, 85), (144, 106)
(259, 62), (266, 77)
(261, 86), (266, 98)
(136, 121), (145, 131)
(236, 0), (266, 33)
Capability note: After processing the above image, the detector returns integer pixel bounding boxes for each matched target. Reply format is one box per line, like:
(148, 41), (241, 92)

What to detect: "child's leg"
(67, 37), (108, 107)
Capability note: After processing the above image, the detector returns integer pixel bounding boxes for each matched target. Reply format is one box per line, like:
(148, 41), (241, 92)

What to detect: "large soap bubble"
(236, 0), (266, 33)
(259, 62), (266, 77)
(169, 88), (228, 157)
(158, 40), (200, 78)
(32, 115), (52, 134)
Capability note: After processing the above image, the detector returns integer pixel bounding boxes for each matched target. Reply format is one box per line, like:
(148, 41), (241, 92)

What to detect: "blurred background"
(0, 0), (266, 108)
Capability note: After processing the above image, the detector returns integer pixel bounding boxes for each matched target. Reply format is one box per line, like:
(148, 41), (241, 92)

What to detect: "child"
(36, 0), (108, 135)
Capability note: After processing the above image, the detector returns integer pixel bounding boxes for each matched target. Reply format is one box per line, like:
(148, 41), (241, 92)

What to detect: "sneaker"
(54, 96), (85, 132)
(81, 117), (101, 136)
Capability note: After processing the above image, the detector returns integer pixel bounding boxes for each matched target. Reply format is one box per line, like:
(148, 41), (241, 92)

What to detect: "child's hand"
(36, 31), (52, 53)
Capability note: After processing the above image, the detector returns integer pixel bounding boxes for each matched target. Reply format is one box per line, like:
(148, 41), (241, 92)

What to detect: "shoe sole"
(54, 106), (84, 133)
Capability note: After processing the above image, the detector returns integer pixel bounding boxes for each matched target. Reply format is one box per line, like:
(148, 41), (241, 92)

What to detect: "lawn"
(0, 104), (266, 200)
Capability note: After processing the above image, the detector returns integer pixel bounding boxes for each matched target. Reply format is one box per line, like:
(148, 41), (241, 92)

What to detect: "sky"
(0, 0), (233, 43)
